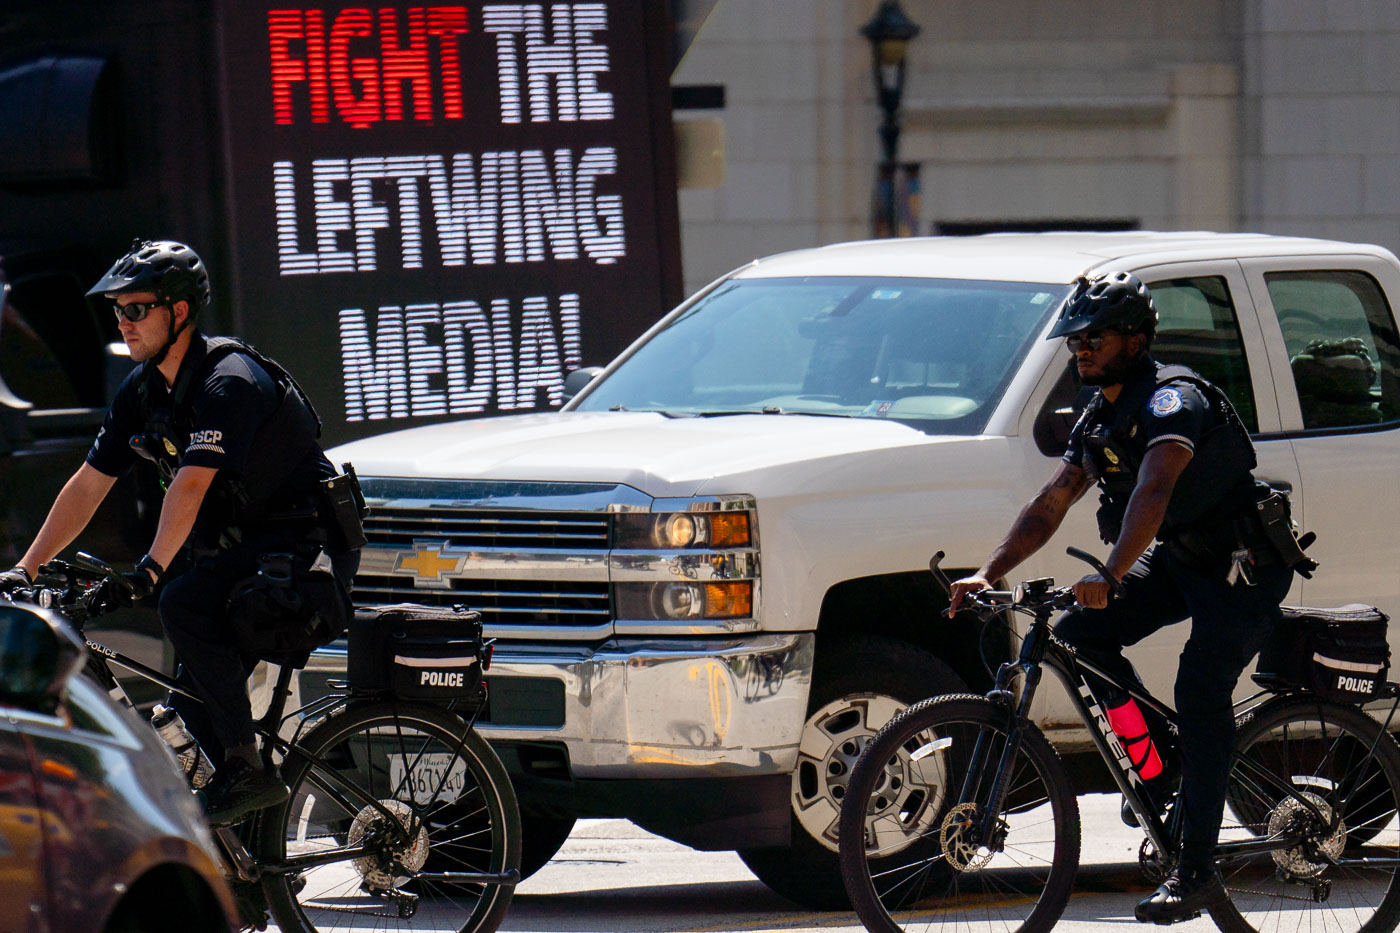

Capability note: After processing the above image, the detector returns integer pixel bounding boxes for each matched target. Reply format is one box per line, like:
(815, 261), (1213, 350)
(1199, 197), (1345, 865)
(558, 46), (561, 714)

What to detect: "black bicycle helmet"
(87, 238), (211, 314)
(1047, 271), (1157, 340)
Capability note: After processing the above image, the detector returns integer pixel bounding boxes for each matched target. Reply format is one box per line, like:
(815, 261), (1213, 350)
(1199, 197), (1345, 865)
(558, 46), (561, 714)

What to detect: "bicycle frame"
(967, 598), (1400, 872)
(83, 635), (516, 888)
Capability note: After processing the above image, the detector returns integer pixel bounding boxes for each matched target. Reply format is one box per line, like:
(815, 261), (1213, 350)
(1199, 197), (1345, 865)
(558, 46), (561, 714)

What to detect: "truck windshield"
(574, 276), (1071, 434)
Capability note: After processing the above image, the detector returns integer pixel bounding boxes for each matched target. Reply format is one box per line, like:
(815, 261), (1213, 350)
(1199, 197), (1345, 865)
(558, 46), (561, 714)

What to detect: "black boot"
(199, 757), (290, 826)
(1134, 862), (1221, 924)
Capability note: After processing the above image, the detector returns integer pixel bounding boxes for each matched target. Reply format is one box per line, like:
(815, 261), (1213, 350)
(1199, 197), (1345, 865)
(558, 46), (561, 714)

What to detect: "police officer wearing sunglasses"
(0, 239), (363, 826)
(948, 272), (1313, 924)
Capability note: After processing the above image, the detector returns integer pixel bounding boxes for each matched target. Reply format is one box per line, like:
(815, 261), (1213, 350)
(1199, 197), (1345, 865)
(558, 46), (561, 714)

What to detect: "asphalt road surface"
(264, 793), (1218, 932)
(501, 793), (1220, 933)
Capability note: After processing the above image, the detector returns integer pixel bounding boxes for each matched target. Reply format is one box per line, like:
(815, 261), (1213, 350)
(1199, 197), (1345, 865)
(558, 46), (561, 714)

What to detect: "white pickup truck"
(313, 231), (1400, 907)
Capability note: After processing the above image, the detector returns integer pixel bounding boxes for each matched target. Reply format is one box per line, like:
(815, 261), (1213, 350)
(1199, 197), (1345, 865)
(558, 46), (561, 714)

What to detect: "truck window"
(1034, 274), (1258, 456)
(575, 276), (1069, 435)
(1146, 276), (1258, 433)
(1264, 270), (1400, 430)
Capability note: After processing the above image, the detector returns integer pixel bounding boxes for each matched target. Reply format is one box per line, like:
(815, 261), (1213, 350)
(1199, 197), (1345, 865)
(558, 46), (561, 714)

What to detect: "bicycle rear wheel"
(1213, 696), (1400, 933)
(838, 694), (1081, 933)
(258, 699), (520, 933)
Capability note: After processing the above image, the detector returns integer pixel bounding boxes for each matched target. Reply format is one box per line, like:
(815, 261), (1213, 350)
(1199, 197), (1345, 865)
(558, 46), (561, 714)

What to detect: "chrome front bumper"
(302, 631), (814, 778)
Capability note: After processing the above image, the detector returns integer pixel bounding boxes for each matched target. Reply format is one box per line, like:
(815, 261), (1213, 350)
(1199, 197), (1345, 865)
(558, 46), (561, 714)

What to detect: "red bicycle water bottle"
(1105, 696), (1164, 780)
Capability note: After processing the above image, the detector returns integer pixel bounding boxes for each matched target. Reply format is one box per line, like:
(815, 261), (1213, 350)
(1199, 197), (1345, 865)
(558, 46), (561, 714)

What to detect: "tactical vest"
(1081, 361), (1257, 545)
(134, 335), (322, 535)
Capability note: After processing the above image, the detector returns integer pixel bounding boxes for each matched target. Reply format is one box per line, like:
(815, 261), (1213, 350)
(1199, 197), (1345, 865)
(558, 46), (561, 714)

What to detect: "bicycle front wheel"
(1214, 696), (1400, 933)
(838, 694), (1081, 933)
(258, 699), (520, 933)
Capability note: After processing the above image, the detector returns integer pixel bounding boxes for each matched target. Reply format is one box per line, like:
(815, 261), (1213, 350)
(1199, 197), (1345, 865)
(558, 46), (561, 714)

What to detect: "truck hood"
(329, 411), (964, 499)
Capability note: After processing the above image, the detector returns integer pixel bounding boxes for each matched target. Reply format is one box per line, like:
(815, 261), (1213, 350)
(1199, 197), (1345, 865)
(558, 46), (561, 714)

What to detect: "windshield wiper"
(694, 407), (854, 419)
(608, 404), (693, 419)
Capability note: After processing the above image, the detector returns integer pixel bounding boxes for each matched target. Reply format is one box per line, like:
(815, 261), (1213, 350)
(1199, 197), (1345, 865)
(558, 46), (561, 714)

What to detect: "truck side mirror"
(1032, 360), (1091, 457)
(0, 604), (86, 713)
(562, 366), (604, 403)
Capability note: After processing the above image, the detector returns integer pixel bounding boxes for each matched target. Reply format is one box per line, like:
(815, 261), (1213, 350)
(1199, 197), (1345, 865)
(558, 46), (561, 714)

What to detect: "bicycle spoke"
(259, 701), (518, 933)
(1216, 698), (1400, 933)
(840, 696), (1079, 933)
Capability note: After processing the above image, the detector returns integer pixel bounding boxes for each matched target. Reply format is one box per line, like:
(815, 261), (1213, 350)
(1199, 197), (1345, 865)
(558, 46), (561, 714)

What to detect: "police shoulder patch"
(1148, 387), (1184, 417)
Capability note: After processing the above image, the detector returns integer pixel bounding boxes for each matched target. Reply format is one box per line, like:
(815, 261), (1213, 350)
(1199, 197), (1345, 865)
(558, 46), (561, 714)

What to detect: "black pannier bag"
(1255, 604), (1391, 703)
(348, 603), (488, 700)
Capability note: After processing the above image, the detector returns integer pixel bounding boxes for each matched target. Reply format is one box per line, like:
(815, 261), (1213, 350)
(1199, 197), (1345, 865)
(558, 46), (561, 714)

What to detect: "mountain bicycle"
(837, 546), (1400, 933)
(13, 553), (521, 933)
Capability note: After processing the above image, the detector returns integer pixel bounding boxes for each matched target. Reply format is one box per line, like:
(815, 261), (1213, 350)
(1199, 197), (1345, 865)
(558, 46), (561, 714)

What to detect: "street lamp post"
(860, 0), (920, 236)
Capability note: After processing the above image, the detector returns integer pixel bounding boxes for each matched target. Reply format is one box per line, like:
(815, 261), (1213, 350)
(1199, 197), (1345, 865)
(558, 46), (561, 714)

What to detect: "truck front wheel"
(739, 635), (966, 909)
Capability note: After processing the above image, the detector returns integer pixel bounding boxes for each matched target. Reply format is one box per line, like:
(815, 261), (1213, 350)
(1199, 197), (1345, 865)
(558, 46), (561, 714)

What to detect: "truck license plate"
(388, 753), (468, 805)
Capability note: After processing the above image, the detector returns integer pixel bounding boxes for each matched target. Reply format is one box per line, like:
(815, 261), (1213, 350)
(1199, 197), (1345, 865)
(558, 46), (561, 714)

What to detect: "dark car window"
(0, 267), (109, 410)
(0, 298), (81, 409)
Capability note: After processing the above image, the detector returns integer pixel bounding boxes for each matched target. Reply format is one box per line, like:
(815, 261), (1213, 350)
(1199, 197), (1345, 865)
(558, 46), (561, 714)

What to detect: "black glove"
(93, 568), (158, 612)
(0, 566), (32, 597)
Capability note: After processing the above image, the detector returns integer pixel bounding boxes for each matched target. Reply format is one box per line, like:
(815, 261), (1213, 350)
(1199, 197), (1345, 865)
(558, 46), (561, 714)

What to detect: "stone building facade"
(673, 0), (1400, 296)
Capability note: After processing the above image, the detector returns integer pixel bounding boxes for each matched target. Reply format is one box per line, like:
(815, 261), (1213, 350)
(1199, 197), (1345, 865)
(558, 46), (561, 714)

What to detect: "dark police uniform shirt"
(87, 335), (332, 531)
(1063, 361), (1214, 474)
(1061, 354), (1260, 547)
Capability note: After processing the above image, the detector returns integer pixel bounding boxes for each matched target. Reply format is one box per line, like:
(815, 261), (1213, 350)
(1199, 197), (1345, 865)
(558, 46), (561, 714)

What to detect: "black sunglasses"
(113, 300), (167, 323)
(1065, 331), (1114, 353)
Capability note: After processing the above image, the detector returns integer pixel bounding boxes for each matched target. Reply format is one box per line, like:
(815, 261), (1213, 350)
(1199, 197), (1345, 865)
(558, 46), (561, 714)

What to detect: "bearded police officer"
(948, 272), (1313, 924)
(0, 239), (363, 826)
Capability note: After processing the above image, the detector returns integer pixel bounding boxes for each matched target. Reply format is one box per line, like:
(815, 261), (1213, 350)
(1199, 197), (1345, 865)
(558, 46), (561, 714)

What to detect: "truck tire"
(518, 813), (577, 880)
(739, 635), (966, 909)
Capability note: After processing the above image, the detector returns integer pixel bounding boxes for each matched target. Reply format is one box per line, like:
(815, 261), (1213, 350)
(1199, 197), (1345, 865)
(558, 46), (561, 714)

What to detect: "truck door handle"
(1260, 477), (1293, 495)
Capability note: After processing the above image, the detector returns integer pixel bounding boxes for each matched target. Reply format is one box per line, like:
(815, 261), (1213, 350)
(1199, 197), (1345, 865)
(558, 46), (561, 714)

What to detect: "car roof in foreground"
(732, 231), (1394, 284)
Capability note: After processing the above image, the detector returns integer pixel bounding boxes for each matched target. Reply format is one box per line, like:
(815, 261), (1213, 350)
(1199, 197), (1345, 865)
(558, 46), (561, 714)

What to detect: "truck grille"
(357, 500), (613, 631)
(364, 508), (610, 549)
(352, 574), (610, 627)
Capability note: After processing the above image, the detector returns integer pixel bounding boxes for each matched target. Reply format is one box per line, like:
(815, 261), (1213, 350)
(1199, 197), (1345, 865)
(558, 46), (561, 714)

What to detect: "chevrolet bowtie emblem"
(395, 545), (461, 582)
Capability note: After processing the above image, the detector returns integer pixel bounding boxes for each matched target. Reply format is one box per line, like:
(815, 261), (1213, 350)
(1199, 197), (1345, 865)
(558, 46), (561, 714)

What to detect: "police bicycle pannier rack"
(348, 602), (491, 700)
(1255, 603), (1392, 703)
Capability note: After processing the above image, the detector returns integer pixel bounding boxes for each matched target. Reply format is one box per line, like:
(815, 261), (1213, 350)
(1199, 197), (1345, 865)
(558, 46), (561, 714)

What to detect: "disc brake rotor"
(1268, 791), (1345, 878)
(349, 798), (429, 892)
(940, 801), (996, 872)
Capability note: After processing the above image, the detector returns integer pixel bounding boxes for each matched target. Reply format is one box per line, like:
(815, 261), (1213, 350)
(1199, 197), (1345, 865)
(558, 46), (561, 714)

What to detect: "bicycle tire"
(258, 699), (520, 933)
(1212, 696), (1400, 933)
(839, 694), (1081, 933)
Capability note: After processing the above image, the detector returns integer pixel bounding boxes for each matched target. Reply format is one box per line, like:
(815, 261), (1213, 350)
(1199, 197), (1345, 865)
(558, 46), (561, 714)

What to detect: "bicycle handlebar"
(929, 545), (1123, 617)
(5, 554), (128, 623)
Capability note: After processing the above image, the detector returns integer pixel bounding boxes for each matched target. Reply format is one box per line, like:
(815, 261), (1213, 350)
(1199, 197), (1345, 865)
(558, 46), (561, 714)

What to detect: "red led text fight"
(268, 4), (614, 129)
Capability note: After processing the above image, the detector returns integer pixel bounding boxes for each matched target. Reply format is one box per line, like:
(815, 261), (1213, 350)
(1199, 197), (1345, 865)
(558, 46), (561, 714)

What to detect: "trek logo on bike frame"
(1077, 683), (1143, 788)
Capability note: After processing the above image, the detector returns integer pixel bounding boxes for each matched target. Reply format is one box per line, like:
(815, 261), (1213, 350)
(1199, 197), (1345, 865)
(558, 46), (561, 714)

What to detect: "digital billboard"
(215, 1), (680, 443)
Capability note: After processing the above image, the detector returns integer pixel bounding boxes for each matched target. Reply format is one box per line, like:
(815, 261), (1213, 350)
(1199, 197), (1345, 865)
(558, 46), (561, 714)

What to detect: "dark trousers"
(1053, 544), (1291, 862)
(159, 529), (357, 768)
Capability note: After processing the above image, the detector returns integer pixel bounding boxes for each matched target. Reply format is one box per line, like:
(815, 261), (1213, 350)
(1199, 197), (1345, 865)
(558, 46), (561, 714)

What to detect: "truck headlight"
(615, 511), (751, 549)
(616, 581), (754, 619)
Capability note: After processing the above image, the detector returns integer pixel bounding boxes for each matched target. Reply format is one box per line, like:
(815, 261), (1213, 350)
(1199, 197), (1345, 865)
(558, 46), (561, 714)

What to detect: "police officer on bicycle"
(0, 239), (363, 826)
(948, 272), (1313, 924)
